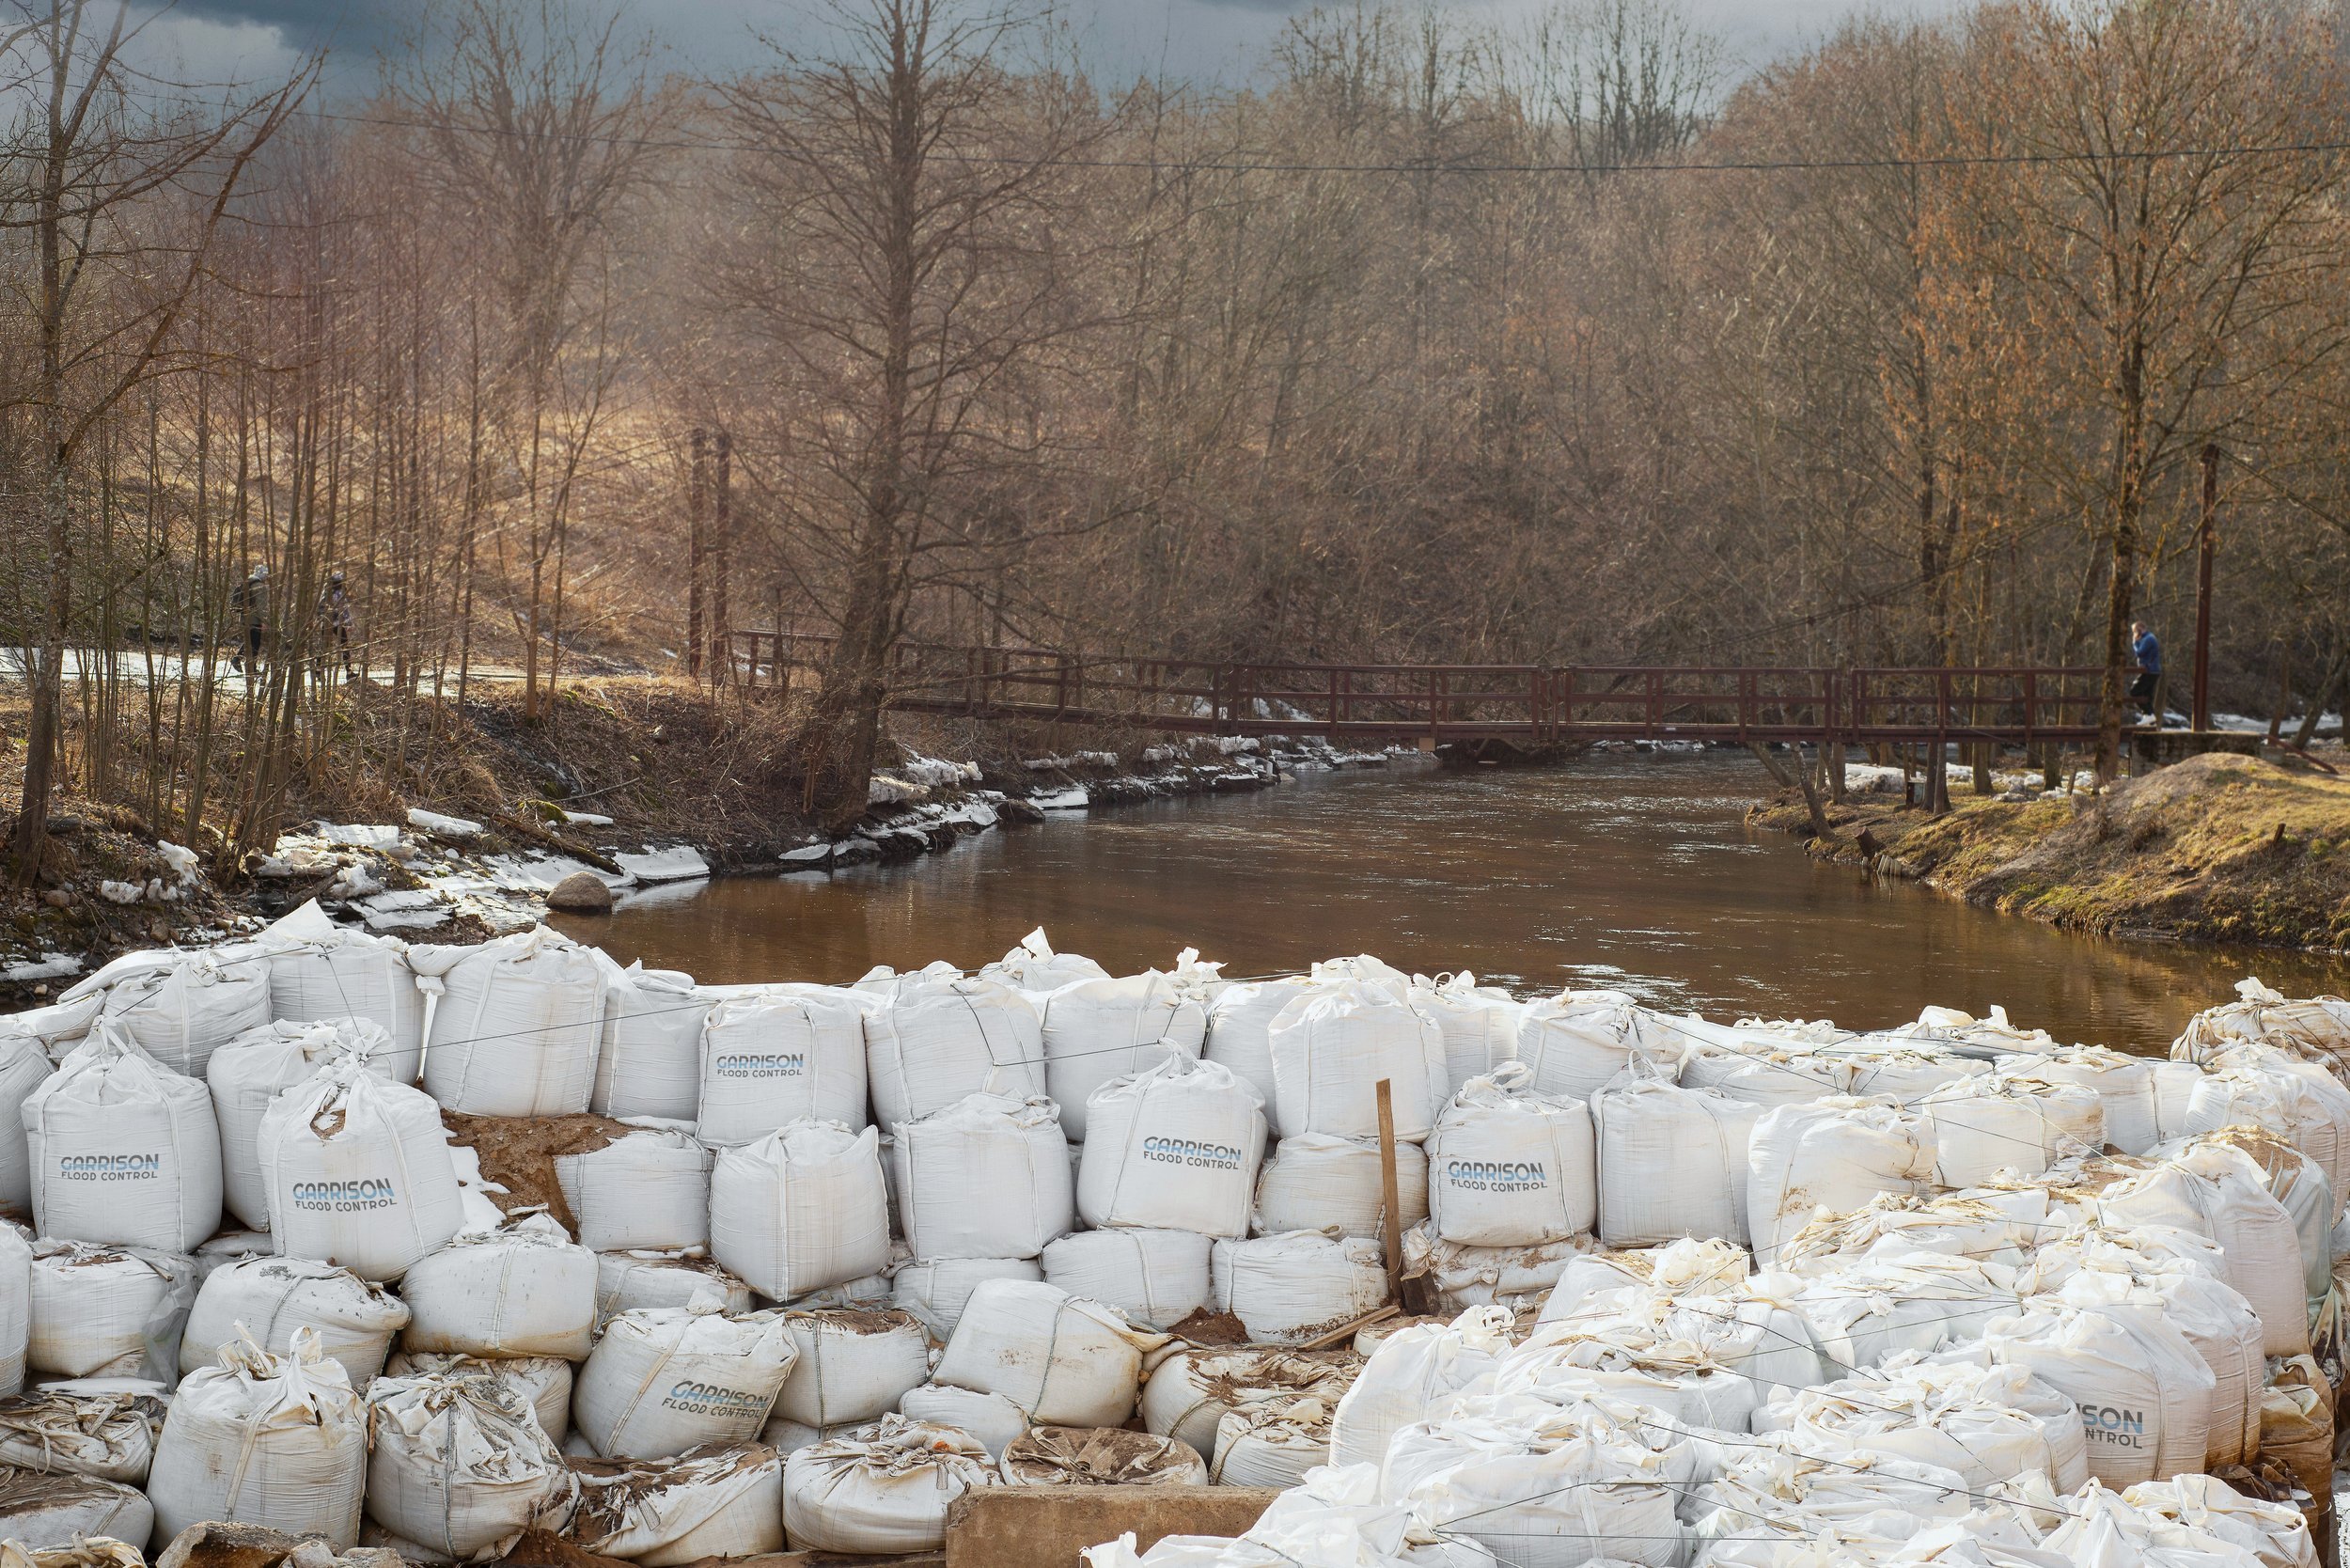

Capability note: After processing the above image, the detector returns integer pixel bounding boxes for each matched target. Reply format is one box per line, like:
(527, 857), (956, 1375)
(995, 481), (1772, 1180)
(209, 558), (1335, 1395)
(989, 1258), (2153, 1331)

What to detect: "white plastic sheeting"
(888, 1257), (1041, 1343)
(592, 1252), (754, 1325)
(555, 1127), (712, 1253)
(858, 966), (1045, 1133)
(147, 1328), (368, 1548)
(2116, 1474), (2321, 1568)
(1592, 1074), (1761, 1250)
(571, 1303), (798, 1460)
(933, 1279), (1162, 1426)
(208, 1018), (391, 1231)
(891, 1094), (1073, 1260)
(1330, 1306), (1513, 1469)
(400, 1212), (597, 1360)
(25, 1241), (194, 1383)
(1790, 1252), (2019, 1370)
(697, 989), (870, 1143)
(1407, 974), (1523, 1092)
(1425, 1066), (1597, 1247)
(60, 949), (271, 1077)
(1211, 1232), (1387, 1343)
(709, 1121), (891, 1301)
(1040, 957), (1214, 1140)
(1981, 1297), (2216, 1486)
(363, 1371), (576, 1562)
(1746, 1096), (1936, 1260)
(24, 1030), (222, 1251)
(1265, 980), (1446, 1141)
(249, 904), (426, 1083)
(773, 1309), (932, 1428)
(593, 966), (715, 1123)
(1513, 990), (1659, 1101)
(412, 928), (610, 1117)
(780, 1415), (995, 1555)
(2097, 1140), (2308, 1356)
(179, 1256), (409, 1385)
(257, 1057), (464, 1281)
(1078, 1057), (1265, 1237)
(1039, 1230), (1211, 1332)
(1251, 1133), (1427, 1239)
(569, 1443), (784, 1567)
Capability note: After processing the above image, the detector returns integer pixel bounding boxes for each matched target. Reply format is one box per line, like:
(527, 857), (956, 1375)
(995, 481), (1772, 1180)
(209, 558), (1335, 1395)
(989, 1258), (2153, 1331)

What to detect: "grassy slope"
(1751, 753), (2350, 950)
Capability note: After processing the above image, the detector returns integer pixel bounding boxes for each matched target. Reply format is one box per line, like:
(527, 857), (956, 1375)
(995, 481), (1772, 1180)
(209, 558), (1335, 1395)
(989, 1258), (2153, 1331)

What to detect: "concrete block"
(945, 1486), (1283, 1568)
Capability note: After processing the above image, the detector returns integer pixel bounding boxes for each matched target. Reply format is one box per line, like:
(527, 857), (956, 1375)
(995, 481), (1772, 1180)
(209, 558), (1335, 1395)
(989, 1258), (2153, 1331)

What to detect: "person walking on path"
(2130, 620), (2162, 723)
(317, 570), (356, 680)
(228, 564), (269, 674)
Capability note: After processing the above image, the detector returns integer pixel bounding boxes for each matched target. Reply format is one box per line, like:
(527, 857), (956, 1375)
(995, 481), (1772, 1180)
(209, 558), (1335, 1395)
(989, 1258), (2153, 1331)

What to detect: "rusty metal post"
(1375, 1079), (1404, 1302)
(2193, 444), (2217, 733)
(686, 429), (707, 679)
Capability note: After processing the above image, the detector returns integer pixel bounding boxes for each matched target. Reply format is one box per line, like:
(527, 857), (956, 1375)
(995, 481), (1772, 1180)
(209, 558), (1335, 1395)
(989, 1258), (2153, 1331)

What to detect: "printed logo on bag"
(2077, 1403), (2147, 1449)
(662, 1380), (768, 1418)
(1442, 1159), (1549, 1194)
(712, 1053), (806, 1079)
(1142, 1136), (1244, 1171)
(57, 1152), (161, 1182)
(289, 1176), (401, 1213)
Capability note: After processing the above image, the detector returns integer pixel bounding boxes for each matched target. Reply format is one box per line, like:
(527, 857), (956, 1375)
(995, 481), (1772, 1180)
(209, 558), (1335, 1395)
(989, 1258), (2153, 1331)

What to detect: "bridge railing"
(731, 631), (2123, 745)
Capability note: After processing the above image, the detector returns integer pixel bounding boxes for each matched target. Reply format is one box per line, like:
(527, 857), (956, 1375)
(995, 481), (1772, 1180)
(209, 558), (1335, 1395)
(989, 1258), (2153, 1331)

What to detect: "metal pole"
(686, 429), (707, 680)
(2193, 443), (2217, 733)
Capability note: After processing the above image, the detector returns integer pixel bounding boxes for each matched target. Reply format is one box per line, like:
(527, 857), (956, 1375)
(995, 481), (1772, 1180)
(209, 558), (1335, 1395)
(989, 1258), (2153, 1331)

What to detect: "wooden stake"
(1376, 1077), (1405, 1303)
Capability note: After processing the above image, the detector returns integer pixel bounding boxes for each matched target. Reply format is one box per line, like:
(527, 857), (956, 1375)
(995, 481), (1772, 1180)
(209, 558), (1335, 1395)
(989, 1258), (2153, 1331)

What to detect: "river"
(554, 753), (2350, 1054)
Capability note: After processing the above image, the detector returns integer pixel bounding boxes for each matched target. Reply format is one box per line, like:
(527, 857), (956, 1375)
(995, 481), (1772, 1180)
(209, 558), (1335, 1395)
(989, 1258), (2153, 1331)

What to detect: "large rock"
(545, 871), (613, 914)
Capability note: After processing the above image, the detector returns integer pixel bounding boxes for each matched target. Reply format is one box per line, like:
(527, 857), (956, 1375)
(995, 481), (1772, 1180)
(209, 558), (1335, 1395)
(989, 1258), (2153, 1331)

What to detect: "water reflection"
(554, 755), (2350, 1054)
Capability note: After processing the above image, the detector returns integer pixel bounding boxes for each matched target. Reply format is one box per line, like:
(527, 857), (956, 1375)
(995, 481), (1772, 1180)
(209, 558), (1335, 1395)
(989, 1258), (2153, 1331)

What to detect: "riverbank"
(1749, 750), (2350, 952)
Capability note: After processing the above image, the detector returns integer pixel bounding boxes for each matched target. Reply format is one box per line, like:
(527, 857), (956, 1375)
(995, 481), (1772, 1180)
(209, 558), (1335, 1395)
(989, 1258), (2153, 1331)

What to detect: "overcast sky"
(130, 0), (1947, 96)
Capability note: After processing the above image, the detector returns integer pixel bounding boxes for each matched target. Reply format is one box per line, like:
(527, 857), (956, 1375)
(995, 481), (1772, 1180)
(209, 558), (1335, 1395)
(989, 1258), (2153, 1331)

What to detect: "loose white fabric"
(383, 1351), (574, 1446)
(26, 1241), (195, 1382)
(556, 1126), (712, 1253)
(593, 965), (715, 1122)
(780, 1414), (995, 1554)
(24, 1030), (222, 1251)
(697, 989), (870, 1144)
(1039, 958), (1214, 1140)
(710, 1120), (891, 1301)
(888, 1256), (1041, 1343)
(1513, 990), (1659, 1100)
(207, 1018), (388, 1231)
(61, 949), (271, 1078)
(1593, 1074), (1761, 1250)
(1078, 1057), (1265, 1237)
(773, 1309), (932, 1427)
(891, 1094), (1073, 1260)
(257, 1056), (465, 1281)
(249, 903), (427, 1083)
(898, 1383), (1032, 1458)
(1791, 1253), (2020, 1370)
(999, 1424), (1207, 1486)
(1252, 1132), (1428, 1238)
(977, 930), (1110, 994)
(1039, 1229), (1211, 1332)
(1211, 1232), (1387, 1343)
(1138, 1346), (1359, 1455)
(858, 966), (1044, 1133)
(1745, 1095), (1935, 1259)
(572, 1303), (798, 1460)
(1265, 981), (1446, 1140)
(569, 1443), (785, 1567)
(1425, 1065), (1597, 1247)
(411, 928), (609, 1117)
(0, 1385), (163, 1483)
(1331, 1306), (1513, 1469)
(1409, 973), (1523, 1092)
(400, 1212), (598, 1360)
(148, 1328), (368, 1548)
(363, 1370), (576, 1562)
(933, 1279), (1162, 1426)
(180, 1255), (410, 1384)
(2097, 1140), (2308, 1356)
(0, 1474), (152, 1548)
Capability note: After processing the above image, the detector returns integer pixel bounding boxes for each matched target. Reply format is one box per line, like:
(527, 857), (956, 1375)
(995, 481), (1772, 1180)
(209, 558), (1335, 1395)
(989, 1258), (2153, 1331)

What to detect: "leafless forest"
(7, 0), (2350, 862)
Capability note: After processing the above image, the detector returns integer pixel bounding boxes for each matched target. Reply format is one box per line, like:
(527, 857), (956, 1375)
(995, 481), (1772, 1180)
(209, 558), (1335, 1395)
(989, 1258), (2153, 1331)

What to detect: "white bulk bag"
(572, 1303), (798, 1460)
(400, 1212), (597, 1360)
(2098, 1141), (2307, 1356)
(570, 1443), (785, 1567)
(383, 1350), (574, 1445)
(60, 949), (270, 1077)
(889, 1257), (1041, 1342)
(148, 1328), (368, 1548)
(0, 995), (100, 1067)
(2191, 1127), (2334, 1308)
(1792, 1253), (2019, 1369)
(1078, 1058), (1265, 1237)
(1746, 1096), (1935, 1259)
(999, 1425), (1206, 1486)
(24, 1031), (221, 1251)
(774, 1309), (932, 1427)
(180, 1255), (409, 1384)
(891, 1095), (1073, 1260)
(1039, 1230), (1210, 1332)
(592, 965), (714, 1123)
(555, 1126), (712, 1253)
(25, 1241), (193, 1382)
(898, 1383), (1031, 1459)
(1202, 978), (1313, 1110)
(1039, 957), (1214, 1141)
(1252, 1132), (1427, 1238)
(1677, 1040), (1844, 1109)
(1593, 1074), (1761, 1249)
(1685, 1435), (1975, 1552)
(934, 1279), (1159, 1426)
(1514, 990), (1659, 1101)
(2036, 1047), (2161, 1155)
(1137, 1346), (1358, 1454)
(594, 1251), (754, 1325)
(781, 1414), (995, 1555)
(0, 1473), (151, 1548)
(1754, 1361), (2085, 1493)
(1426, 1066), (1597, 1247)
(710, 1120), (891, 1302)
(2118, 1473), (2320, 1568)
(1402, 1226), (1590, 1313)
(257, 1056), (464, 1281)
(1981, 1298), (2215, 1486)
(0, 1386), (163, 1483)
(0, 1225), (27, 1396)
(1539, 1236), (1750, 1323)
(206, 1017), (389, 1231)
(411, 927), (609, 1117)
(249, 903), (427, 1082)
(858, 966), (1044, 1133)
(0, 1036), (52, 1215)
(2174, 978), (2350, 1080)
(1409, 973), (1523, 1092)
(2183, 1062), (2350, 1212)
(1386, 1406), (1688, 1568)
(1918, 1075), (2104, 1186)
(2148, 1060), (2211, 1142)
(1331, 1306), (1512, 1468)
(1265, 981), (1445, 1141)
(1212, 1233), (1387, 1343)
(1475, 1325), (1760, 1437)
(1822, 1042), (1984, 1103)
(978, 929), (1110, 993)
(697, 989), (870, 1144)
(1211, 1395), (1332, 1487)
(364, 1371), (575, 1562)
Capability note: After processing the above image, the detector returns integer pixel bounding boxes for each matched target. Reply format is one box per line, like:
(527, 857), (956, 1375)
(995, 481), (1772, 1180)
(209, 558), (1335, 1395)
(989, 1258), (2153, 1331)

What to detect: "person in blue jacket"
(2130, 621), (2161, 720)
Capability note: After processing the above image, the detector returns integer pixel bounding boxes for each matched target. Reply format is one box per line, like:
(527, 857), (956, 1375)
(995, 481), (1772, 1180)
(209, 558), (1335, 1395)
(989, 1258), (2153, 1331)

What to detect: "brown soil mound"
(1167, 1309), (1248, 1346)
(440, 1110), (633, 1233)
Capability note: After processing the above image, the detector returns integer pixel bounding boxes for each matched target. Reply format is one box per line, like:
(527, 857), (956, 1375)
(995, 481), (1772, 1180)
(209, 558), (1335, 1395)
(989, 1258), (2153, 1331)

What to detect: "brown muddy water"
(553, 753), (2350, 1054)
